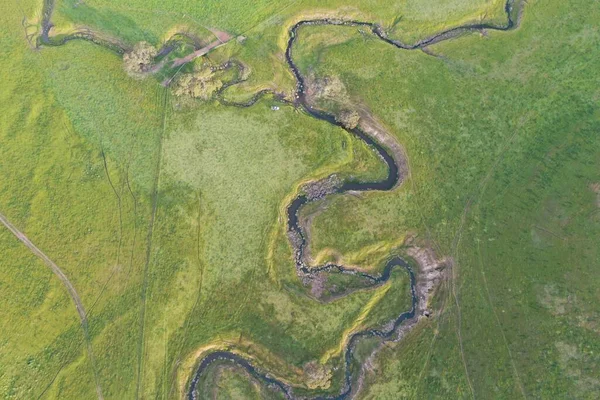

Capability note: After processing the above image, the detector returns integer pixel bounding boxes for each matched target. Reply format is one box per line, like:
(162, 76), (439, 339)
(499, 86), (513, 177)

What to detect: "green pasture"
(0, 0), (598, 399)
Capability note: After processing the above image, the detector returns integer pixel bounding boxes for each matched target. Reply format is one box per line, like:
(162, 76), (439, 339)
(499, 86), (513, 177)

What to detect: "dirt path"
(0, 211), (104, 400)
(171, 37), (231, 68)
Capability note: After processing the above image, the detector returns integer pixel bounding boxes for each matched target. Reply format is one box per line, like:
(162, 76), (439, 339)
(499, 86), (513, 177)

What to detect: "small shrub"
(173, 67), (223, 100)
(336, 110), (360, 129)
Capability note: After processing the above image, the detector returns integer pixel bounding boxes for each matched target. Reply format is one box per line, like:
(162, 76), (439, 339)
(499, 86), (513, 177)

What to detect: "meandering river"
(35, 1), (523, 398)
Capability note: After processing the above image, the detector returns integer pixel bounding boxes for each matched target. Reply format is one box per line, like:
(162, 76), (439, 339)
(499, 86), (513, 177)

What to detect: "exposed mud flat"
(405, 243), (450, 317)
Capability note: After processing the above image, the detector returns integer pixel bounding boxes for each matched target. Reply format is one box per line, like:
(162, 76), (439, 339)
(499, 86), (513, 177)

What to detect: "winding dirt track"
(0, 212), (104, 400)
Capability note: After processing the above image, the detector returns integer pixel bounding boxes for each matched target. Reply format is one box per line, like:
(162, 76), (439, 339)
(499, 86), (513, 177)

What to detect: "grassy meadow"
(291, 0), (600, 397)
(0, 0), (598, 399)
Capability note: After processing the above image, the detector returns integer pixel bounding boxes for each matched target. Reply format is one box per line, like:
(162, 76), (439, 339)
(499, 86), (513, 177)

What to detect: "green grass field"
(1, 0), (598, 399)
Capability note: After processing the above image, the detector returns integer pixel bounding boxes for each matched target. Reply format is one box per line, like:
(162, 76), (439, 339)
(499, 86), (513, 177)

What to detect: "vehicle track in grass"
(0, 212), (105, 400)
(135, 87), (169, 400)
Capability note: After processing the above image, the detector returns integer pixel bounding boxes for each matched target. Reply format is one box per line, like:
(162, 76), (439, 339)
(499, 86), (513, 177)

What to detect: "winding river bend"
(188, 1), (523, 399)
(35, 0), (523, 398)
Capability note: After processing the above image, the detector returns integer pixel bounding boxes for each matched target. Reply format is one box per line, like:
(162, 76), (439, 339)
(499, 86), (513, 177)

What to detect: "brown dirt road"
(0, 211), (104, 400)
(0, 213), (86, 320)
(171, 35), (233, 68)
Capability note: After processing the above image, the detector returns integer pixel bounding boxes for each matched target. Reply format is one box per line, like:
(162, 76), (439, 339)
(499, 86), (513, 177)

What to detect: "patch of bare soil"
(537, 284), (574, 316)
(171, 38), (230, 68)
(555, 341), (600, 397)
(405, 242), (450, 317)
(357, 112), (409, 189)
(577, 313), (600, 335)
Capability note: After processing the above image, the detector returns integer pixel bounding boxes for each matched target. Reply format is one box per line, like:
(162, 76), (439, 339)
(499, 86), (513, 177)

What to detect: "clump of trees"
(336, 110), (360, 129)
(173, 67), (223, 100)
(123, 41), (157, 79)
(303, 361), (332, 390)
